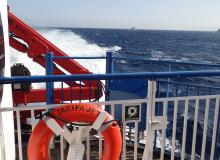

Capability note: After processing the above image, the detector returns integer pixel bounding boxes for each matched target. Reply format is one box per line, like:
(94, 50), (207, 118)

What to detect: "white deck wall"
(0, 0), (15, 159)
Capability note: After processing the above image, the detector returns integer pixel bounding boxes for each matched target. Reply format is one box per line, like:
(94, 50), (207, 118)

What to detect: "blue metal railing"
(0, 70), (220, 84)
(157, 80), (220, 96)
(112, 57), (220, 67)
(3, 51), (220, 159)
(2, 70), (220, 84)
(53, 56), (106, 60)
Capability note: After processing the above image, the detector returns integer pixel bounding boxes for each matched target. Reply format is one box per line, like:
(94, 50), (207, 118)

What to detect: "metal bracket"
(148, 116), (167, 131)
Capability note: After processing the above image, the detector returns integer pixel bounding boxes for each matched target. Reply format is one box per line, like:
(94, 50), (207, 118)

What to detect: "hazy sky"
(7, 0), (220, 31)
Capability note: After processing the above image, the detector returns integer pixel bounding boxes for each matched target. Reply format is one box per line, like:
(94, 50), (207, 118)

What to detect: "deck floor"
(16, 142), (170, 160)
(50, 139), (145, 160)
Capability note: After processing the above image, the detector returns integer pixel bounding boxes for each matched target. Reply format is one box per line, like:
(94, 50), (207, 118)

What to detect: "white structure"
(0, 0), (15, 159)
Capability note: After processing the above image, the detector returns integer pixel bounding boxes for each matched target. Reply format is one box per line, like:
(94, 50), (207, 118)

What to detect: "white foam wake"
(10, 28), (121, 88)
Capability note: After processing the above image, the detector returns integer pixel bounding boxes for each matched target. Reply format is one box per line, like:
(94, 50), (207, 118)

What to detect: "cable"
(35, 111), (120, 127)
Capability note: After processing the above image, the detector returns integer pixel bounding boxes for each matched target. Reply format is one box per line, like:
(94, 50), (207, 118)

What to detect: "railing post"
(46, 52), (54, 104)
(167, 64), (171, 97)
(143, 80), (156, 160)
(105, 52), (113, 113)
(163, 64), (171, 153)
(105, 51), (113, 100)
(214, 103), (220, 159)
(106, 51), (113, 75)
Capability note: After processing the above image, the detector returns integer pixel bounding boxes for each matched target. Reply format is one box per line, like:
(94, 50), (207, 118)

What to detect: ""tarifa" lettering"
(56, 105), (100, 116)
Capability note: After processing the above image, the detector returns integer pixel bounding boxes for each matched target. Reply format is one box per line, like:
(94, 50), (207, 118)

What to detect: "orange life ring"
(27, 103), (122, 160)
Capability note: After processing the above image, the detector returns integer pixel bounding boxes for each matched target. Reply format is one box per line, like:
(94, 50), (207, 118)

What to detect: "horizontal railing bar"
(1, 70), (220, 84)
(157, 80), (220, 90)
(2, 94), (220, 112)
(51, 55), (220, 68)
(113, 57), (220, 67)
(52, 55), (220, 67)
(53, 56), (106, 59)
(155, 95), (220, 102)
(0, 98), (148, 112)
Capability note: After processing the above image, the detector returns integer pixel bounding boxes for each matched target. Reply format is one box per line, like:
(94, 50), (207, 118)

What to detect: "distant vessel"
(130, 26), (135, 30)
(217, 29), (220, 32)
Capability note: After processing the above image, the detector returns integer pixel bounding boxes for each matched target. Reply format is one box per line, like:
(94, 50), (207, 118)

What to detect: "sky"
(7, 0), (220, 31)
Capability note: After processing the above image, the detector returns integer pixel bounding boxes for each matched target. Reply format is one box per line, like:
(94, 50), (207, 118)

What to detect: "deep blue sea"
(70, 28), (220, 63)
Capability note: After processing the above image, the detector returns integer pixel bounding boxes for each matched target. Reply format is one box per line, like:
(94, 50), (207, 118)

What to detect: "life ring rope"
(36, 110), (118, 128)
